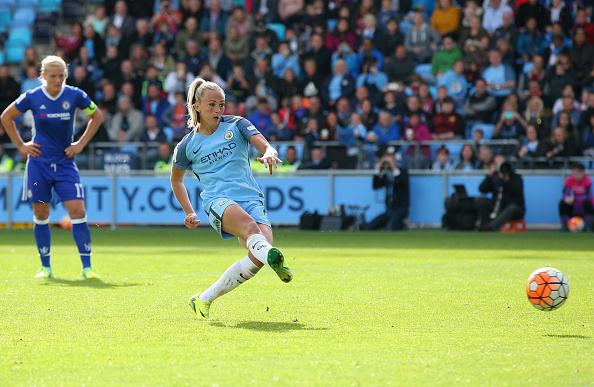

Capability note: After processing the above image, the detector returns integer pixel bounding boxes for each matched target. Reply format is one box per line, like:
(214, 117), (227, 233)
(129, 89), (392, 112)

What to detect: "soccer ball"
(526, 267), (569, 311)
(568, 216), (585, 232)
(59, 215), (72, 230)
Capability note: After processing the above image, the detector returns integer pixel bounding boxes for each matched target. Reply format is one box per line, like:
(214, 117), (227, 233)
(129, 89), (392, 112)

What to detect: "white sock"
(199, 256), (261, 302)
(246, 233), (273, 267)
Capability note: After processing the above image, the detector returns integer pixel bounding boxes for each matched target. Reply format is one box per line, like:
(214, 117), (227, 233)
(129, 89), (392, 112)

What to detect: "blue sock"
(71, 217), (92, 268)
(34, 218), (51, 267)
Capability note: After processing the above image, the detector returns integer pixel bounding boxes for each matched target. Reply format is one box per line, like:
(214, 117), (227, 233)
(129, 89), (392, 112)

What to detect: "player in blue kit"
(171, 78), (293, 320)
(1, 56), (104, 279)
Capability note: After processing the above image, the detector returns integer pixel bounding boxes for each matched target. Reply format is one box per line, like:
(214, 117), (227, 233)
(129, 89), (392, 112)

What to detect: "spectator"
(405, 12), (441, 64)
(432, 146), (455, 170)
(247, 98), (275, 140)
(139, 114), (168, 143)
(475, 161), (525, 231)
(110, 96), (144, 141)
(246, 58), (278, 113)
(164, 62), (193, 105)
(199, 0), (229, 41)
(197, 62), (226, 89)
(321, 59), (356, 109)
(543, 32), (570, 68)
(366, 150), (409, 231)
(495, 37), (515, 70)
(359, 14), (384, 51)
(570, 28), (594, 81)
(360, 98), (379, 130)
(278, 0), (304, 27)
(355, 38), (384, 78)
(21, 66), (42, 94)
(103, 45), (122, 79)
(417, 83), (435, 116)
(105, 1), (136, 39)
(455, 144), (477, 170)
(301, 33), (333, 79)
(0, 142), (15, 172)
(130, 19), (155, 49)
(377, 0), (397, 30)
(517, 18), (547, 63)
(432, 97), (464, 140)
(545, 126), (578, 160)
(225, 6), (254, 38)
(476, 145), (494, 170)
(226, 62), (250, 103)
(154, 142), (173, 173)
(175, 17), (203, 60)
(162, 92), (189, 141)
(19, 47), (40, 81)
(431, 0), (460, 37)
(493, 100), (528, 140)
(278, 145), (302, 172)
(141, 65), (166, 98)
(437, 59), (469, 109)
(150, 42), (176, 76)
(277, 68), (301, 103)
(461, 0), (483, 29)
(559, 163), (593, 232)
(556, 111), (581, 149)
(152, 20), (176, 53)
(582, 114), (594, 157)
(72, 46), (103, 86)
(130, 45), (149, 78)
(516, 0), (548, 31)
(271, 41), (301, 79)
(326, 18), (357, 53)
(481, 0), (513, 35)
(460, 16), (489, 52)
(142, 84), (171, 126)
(381, 18), (405, 58)
(66, 65), (95, 98)
(548, 0), (573, 37)
(356, 57), (388, 103)
(84, 4), (109, 37)
(518, 55), (546, 100)
(573, 9), (594, 46)
(517, 124), (547, 165)
(403, 94), (429, 128)
(524, 97), (550, 138)
(482, 49), (515, 101)
(463, 35), (491, 79)
(82, 24), (106, 64)
(300, 147), (330, 169)
(204, 34), (231, 81)
(100, 81), (118, 115)
(369, 110), (400, 145)
(321, 111), (340, 142)
(182, 0), (205, 23)
(224, 26), (249, 62)
(54, 22), (84, 60)
(462, 78), (497, 124)
(182, 40), (205, 76)
(543, 54), (578, 103)
(431, 34), (463, 80)
(403, 112), (432, 168)
(331, 40), (358, 76)
(552, 95), (581, 130)
(492, 11), (518, 50)
(335, 97), (352, 127)
(150, 0), (183, 33)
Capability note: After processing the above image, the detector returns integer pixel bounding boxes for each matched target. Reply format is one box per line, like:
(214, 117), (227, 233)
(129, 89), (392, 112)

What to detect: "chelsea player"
(171, 78), (293, 320)
(1, 56), (104, 279)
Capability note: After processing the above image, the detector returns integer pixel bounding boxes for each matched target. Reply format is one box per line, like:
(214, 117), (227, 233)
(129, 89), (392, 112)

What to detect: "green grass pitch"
(1, 228), (593, 385)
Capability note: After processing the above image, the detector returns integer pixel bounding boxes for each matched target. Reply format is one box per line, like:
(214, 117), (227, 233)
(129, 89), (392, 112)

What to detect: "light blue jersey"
(173, 115), (264, 207)
(14, 85), (96, 164)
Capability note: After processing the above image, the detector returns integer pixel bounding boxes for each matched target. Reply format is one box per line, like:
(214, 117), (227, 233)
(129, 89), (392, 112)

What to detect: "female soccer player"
(1, 56), (103, 279)
(171, 78), (293, 320)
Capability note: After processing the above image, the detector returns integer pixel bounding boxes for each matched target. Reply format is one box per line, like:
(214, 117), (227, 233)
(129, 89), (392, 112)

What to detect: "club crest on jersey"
(224, 130), (234, 140)
(62, 101), (71, 110)
(219, 199), (228, 206)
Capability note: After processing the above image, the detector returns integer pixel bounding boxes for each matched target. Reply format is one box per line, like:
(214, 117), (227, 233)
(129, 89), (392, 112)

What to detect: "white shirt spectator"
(482, 1), (513, 34)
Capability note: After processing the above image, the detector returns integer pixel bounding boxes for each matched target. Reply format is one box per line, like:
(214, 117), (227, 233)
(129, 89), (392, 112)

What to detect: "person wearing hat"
(474, 160), (525, 231)
(569, 28), (594, 80)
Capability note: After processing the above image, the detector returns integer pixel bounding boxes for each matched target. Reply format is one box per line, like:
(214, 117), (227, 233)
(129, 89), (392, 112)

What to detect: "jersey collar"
(41, 85), (65, 101)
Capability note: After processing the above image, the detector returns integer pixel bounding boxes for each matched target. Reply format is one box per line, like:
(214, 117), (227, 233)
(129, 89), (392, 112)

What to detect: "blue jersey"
(14, 85), (96, 164)
(173, 116), (263, 205)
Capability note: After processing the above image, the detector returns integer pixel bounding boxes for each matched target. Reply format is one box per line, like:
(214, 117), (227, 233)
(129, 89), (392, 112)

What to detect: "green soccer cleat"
(267, 247), (293, 283)
(82, 267), (100, 279)
(34, 266), (53, 279)
(189, 294), (212, 320)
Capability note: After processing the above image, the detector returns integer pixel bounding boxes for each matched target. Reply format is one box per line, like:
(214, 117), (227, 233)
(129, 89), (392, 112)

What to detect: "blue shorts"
(23, 160), (84, 203)
(205, 197), (271, 240)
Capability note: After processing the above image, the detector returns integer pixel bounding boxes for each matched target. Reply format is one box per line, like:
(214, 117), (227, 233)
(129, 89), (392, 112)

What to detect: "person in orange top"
(431, 0), (461, 36)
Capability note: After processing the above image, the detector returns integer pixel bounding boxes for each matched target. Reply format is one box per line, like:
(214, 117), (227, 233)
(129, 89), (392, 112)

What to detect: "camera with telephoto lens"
(380, 161), (392, 172)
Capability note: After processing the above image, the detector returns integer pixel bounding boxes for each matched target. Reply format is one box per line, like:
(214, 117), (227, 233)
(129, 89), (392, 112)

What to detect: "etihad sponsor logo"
(200, 142), (237, 164)
(40, 112), (71, 120)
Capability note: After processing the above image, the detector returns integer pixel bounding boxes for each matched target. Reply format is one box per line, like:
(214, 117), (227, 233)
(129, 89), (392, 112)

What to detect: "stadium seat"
(16, 0), (39, 6)
(0, 8), (11, 28)
(61, 1), (80, 23)
(267, 23), (285, 40)
(444, 143), (464, 163)
(522, 62), (534, 74)
(500, 219), (526, 233)
(162, 127), (173, 142)
(414, 63), (432, 77)
(0, 0), (17, 7)
(36, 8), (59, 24)
(400, 20), (412, 35)
(470, 123), (495, 140)
(7, 26), (32, 45)
(34, 21), (53, 42)
(5, 41), (26, 63)
(11, 7), (36, 27)
(39, 0), (62, 5)
(0, 50), (4, 66)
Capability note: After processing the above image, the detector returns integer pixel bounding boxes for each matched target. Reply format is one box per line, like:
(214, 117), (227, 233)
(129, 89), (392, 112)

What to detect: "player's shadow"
(210, 321), (328, 332)
(544, 334), (590, 339)
(39, 278), (139, 289)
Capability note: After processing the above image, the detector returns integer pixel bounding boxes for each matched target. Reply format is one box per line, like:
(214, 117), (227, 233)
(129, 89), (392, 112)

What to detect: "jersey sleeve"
(13, 92), (33, 113)
(74, 88), (97, 116)
(172, 134), (192, 170)
(236, 117), (261, 142)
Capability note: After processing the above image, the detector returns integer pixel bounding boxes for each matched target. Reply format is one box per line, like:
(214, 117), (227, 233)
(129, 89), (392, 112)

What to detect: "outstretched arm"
(251, 133), (283, 175)
(171, 165), (200, 229)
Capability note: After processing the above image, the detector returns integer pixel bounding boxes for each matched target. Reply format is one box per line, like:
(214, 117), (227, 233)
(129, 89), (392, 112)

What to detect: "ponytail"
(186, 78), (225, 128)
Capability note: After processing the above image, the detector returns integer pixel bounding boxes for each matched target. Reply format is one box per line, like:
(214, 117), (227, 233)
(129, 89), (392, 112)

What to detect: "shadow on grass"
(544, 334), (590, 339)
(39, 278), (139, 289)
(210, 321), (328, 332)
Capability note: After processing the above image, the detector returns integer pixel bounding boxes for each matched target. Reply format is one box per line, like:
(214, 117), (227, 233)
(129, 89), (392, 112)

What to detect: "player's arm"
(0, 103), (41, 158)
(251, 133), (282, 175)
(170, 165), (200, 229)
(65, 104), (103, 159)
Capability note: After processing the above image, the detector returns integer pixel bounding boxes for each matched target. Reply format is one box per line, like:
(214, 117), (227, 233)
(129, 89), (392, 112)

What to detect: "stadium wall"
(0, 171), (578, 228)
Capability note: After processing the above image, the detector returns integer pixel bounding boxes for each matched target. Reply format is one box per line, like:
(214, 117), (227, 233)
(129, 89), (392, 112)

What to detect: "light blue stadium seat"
(400, 20), (413, 35)
(414, 63), (432, 77)
(7, 26), (32, 45)
(39, 0), (62, 5)
(471, 123), (495, 140)
(163, 127), (173, 142)
(119, 145), (139, 154)
(276, 143), (304, 161)
(267, 23), (285, 40)
(0, 50), (5, 66)
(0, 0), (17, 7)
(0, 8), (11, 28)
(522, 62), (534, 74)
(17, 0), (39, 6)
(38, 4), (59, 12)
(445, 143), (464, 163)
(11, 7), (36, 27)
(326, 19), (337, 33)
(5, 41), (26, 63)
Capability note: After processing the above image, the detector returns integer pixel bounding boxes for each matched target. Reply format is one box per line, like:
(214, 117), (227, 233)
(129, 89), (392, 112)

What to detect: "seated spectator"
(130, 45), (149, 79)
(141, 65), (166, 99)
(583, 113), (594, 157)
(130, 19), (155, 50)
(154, 142), (173, 173)
(543, 54), (579, 104)
(418, 83), (435, 116)
(226, 62), (250, 104)
(331, 40), (358, 77)
(66, 65), (95, 98)
(0, 142), (15, 172)
(431, 34), (463, 81)
(492, 11), (518, 50)
(150, 42), (176, 76)
(205, 34), (231, 81)
(359, 14), (384, 52)
(199, 0), (229, 41)
(380, 90), (403, 119)
(385, 45), (415, 85)
(559, 163), (593, 232)
(300, 33), (332, 79)
(197, 62), (226, 90)
(246, 58), (278, 114)
(162, 92), (189, 141)
(84, 4), (108, 38)
(475, 161), (525, 231)
(105, 1), (136, 39)
(360, 98), (379, 130)
(369, 110), (400, 146)
(102, 45), (122, 79)
(463, 35), (490, 79)
(110, 96), (144, 141)
(431, 0), (460, 37)
(100, 81), (118, 115)
(461, 0), (483, 30)
(516, 0), (548, 32)
(573, 9), (594, 46)
(524, 97), (550, 138)
(405, 12), (441, 64)
(455, 144), (477, 170)
(460, 16), (489, 52)
(545, 126), (579, 160)
(142, 84), (171, 126)
(338, 111), (367, 150)
(269, 111), (290, 141)
(382, 19), (405, 58)
(175, 17), (202, 60)
(437, 59), (469, 110)
(493, 100), (528, 140)
(321, 59), (356, 109)
(552, 95), (581, 132)
(104, 24), (130, 62)
(462, 78), (497, 124)
(432, 97), (464, 140)
(403, 112), (432, 168)
(247, 98), (275, 140)
(21, 66), (42, 93)
(496, 38), (516, 70)
(543, 32), (570, 68)
(517, 124), (547, 165)
(518, 53), (546, 99)
(355, 38), (384, 78)
(356, 57), (388, 104)
(476, 145), (494, 170)
(164, 62), (194, 105)
(481, 0), (513, 35)
(570, 28), (594, 81)
(548, 0), (573, 37)
(54, 22), (84, 61)
(300, 147), (330, 169)
(299, 58), (323, 100)
(366, 150), (409, 231)
(19, 47), (39, 82)
(139, 114), (168, 143)
(377, 0), (397, 31)
(225, 6), (254, 38)
(114, 59), (142, 95)
(278, 145), (302, 172)
(225, 25), (249, 62)
(271, 41), (301, 79)
(321, 111), (340, 142)
(152, 20), (176, 53)
(82, 24), (106, 65)
(517, 17), (546, 62)
(482, 49), (516, 101)
(432, 145), (455, 170)
(326, 18), (357, 53)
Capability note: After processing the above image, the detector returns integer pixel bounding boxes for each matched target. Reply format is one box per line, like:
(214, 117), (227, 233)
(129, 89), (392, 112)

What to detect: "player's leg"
(63, 199), (97, 278)
(32, 202), (52, 278)
(583, 200), (594, 231)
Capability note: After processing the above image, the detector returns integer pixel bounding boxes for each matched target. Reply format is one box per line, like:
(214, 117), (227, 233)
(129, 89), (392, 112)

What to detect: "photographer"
(366, 150), (410, 231)
(474, 161), (525, 231)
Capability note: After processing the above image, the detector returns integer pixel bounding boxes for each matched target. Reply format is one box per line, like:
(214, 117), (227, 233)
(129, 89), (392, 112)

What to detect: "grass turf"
(0, 228), (593, 386)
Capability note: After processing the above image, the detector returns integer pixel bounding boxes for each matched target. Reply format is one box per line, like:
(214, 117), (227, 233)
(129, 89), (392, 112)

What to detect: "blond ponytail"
(186, 78), (225, 128)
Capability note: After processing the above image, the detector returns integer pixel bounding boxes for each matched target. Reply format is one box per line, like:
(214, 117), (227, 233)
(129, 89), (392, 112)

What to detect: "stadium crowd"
(1, 0), (594, 171)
